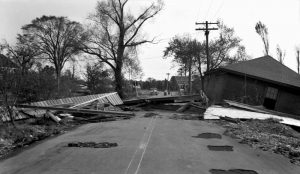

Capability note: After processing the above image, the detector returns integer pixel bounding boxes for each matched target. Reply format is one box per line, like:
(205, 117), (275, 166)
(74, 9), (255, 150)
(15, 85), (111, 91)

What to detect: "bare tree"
(21, 15), (88, 94)
(82, 0), (163, 98)
(209, 22), (244, 69)
(276, 45), (285, 64)
(255, 21), (269, 56)
(5, 34), (40, 74)
(163, 36), (199, 94)
(123, 54), (144, 80)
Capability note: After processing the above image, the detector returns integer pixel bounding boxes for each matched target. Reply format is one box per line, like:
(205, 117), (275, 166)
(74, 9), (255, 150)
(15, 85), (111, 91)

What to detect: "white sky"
(1, 0), (300, 80)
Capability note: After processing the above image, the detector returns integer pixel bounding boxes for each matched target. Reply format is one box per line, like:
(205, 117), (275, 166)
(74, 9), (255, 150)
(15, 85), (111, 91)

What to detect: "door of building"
(263, 87), (278, 110)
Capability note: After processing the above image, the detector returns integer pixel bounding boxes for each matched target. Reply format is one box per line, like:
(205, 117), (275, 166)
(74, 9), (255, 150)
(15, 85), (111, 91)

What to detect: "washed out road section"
(0, 111), (300, 174)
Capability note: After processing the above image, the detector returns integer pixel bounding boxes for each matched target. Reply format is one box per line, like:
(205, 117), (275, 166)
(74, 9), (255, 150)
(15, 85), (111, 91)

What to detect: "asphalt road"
(1, 111), (300, 174)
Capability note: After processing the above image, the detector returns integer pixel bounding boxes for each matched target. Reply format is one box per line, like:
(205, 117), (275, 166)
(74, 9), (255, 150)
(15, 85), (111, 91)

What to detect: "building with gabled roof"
(204, 55), (300, 115)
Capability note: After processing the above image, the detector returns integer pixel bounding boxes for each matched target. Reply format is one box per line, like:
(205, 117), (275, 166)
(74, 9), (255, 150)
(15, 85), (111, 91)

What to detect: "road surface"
(0, 111), (299, 174)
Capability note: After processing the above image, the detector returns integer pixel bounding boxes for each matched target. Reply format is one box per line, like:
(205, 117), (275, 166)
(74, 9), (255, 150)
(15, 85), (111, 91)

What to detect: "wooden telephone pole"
(195, 21), (218, 71)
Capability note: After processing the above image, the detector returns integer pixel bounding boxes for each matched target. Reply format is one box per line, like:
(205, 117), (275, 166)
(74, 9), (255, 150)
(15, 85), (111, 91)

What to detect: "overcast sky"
(1, 0), (300, 80)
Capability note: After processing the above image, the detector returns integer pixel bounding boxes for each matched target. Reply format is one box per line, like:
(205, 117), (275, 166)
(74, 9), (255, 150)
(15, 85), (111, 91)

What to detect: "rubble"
(216, 118), (300, 165)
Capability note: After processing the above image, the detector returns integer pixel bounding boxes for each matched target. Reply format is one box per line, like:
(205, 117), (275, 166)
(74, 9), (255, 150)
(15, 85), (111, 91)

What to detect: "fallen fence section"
(1, 92), (125, 122)
(29, 92), (123, 107)
(16, 104), (134, 116)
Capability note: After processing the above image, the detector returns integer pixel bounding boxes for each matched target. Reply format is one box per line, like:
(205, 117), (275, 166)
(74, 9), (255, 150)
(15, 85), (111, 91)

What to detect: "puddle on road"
(192, 133), (222, 139)
(207, 145), (233, 151)
(67, 142), (118, 148)
(209, 169), (259, 174)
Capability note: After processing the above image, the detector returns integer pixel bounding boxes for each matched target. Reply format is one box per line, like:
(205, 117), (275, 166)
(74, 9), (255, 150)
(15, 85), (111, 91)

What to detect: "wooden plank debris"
(45, 111), (61, 123)
(176, 102), (207, 113)
(123, 95), (203, 105)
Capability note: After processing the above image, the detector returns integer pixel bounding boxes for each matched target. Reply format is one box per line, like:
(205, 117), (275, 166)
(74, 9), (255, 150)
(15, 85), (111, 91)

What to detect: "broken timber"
(123, 95), (202, 105)
(16, 104), (134, 116)
(176, 102), (207, 112)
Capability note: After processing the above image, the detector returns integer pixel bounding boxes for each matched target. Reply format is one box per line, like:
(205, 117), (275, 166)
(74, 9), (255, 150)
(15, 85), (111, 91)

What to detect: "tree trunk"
(114, 65), (124, 98)
(56, 70), (61, 97)
(200, 74), (205, 93)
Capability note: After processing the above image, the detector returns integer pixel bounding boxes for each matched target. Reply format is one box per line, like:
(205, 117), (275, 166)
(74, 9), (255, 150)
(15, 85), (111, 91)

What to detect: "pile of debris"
(204, 100), (300, 165)
(15, 92), (135, 124)
(216, 118), (300, 165)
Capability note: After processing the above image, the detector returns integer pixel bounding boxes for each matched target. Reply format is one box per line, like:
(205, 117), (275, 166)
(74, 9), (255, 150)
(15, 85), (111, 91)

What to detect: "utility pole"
(166, 73), (170, 95)
(195, 21), (218, 72)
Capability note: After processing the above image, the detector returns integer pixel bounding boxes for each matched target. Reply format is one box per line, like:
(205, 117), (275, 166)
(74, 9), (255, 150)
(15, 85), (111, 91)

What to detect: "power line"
(195, 0), (203, 21)
(212, 0), (225, 20)
(205, 0), (214, 21)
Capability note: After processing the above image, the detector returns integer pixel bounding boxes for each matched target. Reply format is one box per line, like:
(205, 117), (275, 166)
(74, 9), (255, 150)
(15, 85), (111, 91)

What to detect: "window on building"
(265, 87), (278, 100)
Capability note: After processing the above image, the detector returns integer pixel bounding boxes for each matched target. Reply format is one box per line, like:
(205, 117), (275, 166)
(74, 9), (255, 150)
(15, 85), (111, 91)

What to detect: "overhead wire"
(195, 0), (203, 22)
(212, 0), (225, 20)
(205, 0), (214, 21)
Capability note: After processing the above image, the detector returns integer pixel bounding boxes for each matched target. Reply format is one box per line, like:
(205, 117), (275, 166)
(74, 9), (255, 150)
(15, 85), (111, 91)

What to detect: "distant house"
(204, 55), (300, 115)
(170, 76), (189, 93)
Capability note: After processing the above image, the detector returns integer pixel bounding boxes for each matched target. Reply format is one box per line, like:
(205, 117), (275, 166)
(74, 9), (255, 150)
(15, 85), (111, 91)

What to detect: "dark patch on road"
(207, 145), (233, 151)
(192, 133), (222, 139)
(209, 169), (259, 174)
(67, 142), (118, 148)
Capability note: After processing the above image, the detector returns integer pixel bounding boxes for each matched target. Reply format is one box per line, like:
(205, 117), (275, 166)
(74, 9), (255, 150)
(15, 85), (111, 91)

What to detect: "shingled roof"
(219, 55), (300, 89)
(0, 54), (18, 68)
